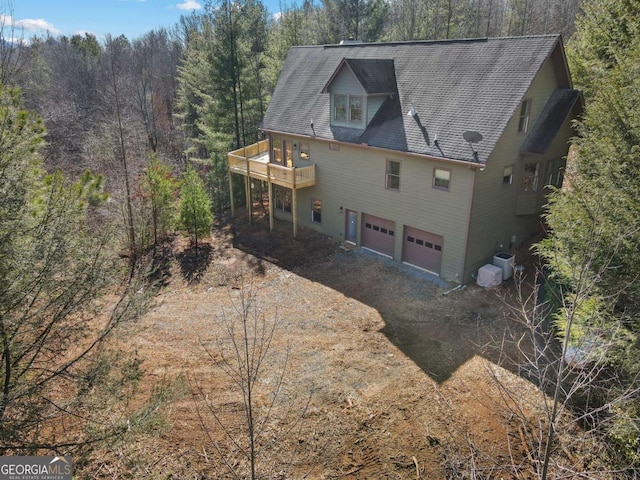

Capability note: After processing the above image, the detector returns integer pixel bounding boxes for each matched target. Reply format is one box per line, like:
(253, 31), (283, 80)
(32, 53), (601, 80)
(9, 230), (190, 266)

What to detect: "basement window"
(274, 186), (292, 213)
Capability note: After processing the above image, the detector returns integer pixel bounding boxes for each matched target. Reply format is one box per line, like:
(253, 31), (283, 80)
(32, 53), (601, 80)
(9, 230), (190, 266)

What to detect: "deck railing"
(228, 139), (270, 160)
(227, 141), (315, 189)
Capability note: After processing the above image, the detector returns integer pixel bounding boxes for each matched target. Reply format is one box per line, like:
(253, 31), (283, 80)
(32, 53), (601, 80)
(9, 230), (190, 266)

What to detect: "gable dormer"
(322, 58), (397, 129)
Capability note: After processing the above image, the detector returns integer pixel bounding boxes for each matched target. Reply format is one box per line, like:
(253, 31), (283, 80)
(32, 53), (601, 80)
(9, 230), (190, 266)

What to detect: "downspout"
(460, 164), (480, 283)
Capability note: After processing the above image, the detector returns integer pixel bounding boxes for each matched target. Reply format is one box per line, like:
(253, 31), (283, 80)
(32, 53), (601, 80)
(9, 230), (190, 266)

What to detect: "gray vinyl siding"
(463, 58), (574, 281)
(367, 96), (385, 124)
(273, 135), (474, 282)
(329, 68), (367, 129)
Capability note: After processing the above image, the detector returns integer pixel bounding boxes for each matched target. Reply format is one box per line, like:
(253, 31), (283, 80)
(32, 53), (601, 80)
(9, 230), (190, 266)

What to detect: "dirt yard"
(98, 213), (547, 479)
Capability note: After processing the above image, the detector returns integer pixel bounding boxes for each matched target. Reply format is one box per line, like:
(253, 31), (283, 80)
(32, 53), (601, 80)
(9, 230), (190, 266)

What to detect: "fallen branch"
(343, 464), (365, 476)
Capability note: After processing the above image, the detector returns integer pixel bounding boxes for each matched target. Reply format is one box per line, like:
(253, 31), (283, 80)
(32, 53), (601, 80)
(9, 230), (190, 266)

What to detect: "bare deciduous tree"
(191, 282), (311, 479)
(0, 3), (31, 87)
(484, 247), (640, 478)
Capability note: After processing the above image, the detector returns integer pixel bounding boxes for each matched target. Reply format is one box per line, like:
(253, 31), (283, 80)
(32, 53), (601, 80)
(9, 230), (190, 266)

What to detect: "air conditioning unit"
(493, 252), (515, 280)
(477, 264), (502, 288)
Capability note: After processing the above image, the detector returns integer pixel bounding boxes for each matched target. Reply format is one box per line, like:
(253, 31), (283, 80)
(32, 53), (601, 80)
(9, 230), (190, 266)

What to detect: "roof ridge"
(317, 34), (560, 49)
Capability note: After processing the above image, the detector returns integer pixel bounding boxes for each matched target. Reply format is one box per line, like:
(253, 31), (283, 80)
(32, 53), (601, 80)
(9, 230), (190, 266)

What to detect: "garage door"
(402, 226), (443, 274)
(361, 214), (395, 257)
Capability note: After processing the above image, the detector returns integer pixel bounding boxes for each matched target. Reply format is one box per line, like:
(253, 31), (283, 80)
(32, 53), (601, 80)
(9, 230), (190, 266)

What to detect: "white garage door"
(402, 226), (443, 274)
(361, 214), (395, 257)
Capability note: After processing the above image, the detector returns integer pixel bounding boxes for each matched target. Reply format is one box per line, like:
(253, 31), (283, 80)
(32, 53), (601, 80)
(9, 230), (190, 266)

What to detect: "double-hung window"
(285, 141), (292, 167)
(334, 94), (363, 123)
(349, 95), (362, 122)
(274, 186), (292, 213)
(518, 99), (531, 133)
(334, 94), (347, 121)
(272, 138), (282, 163)
(311, 199), (322, 223)
(545, 158), (563, 188)
(273, 138), (293, 165)
(300, 142), (310, 160)
(386, 160), (400, 190)
(521, 162), (540, 192)
(433, 168), (451, 190)
(503, 166), (513, 185)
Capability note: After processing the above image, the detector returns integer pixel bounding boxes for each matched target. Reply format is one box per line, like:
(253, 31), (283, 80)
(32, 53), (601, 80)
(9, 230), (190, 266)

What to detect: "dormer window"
(334, 94), (363, 123)
(350, 95), (362, 121)
(334, 94), (347, 121)
(324, 58), (397, 128)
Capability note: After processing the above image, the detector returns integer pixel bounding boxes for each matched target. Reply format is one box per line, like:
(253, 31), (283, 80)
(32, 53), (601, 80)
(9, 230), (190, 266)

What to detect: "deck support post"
(292, 167), (297, 239)
(267, 165), (274, 232)
(228, 168), (235, 217)
(245, 158), (252, 224)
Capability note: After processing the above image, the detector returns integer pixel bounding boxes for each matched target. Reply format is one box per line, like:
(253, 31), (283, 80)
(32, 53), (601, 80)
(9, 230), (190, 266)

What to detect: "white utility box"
(493, 252), (515, 280)
(477, 264), (502, 288)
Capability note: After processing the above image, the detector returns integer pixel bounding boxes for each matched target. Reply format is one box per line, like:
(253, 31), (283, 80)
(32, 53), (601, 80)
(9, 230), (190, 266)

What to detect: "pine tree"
(0, 85), (147, 454)
(567, 0), (640, 98)
(138, 158), (179, 247)
(536, 0), (640, 469)
(179, 165), (213, 251)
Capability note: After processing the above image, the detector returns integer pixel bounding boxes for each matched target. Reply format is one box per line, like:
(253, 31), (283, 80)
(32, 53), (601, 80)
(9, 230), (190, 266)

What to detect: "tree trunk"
(108, 50), (137, 274)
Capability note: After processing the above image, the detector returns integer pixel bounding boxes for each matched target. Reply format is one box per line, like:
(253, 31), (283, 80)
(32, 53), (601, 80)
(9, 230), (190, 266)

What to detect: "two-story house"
(227, 35), (582, 283)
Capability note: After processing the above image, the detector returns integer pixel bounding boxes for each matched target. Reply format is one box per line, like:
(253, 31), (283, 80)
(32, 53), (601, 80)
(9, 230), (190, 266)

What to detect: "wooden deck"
(227, 140), (316, 189)
(227, 140), (316, 238)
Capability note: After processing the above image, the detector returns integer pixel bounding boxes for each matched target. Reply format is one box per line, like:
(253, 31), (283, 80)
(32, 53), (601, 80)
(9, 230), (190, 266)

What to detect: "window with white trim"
(521, 162), (540, 192)
(311, 199), (322, 223)
(285, 141), (292, 167)
(433, 168), (451, 190)
(333, 94), (363, 123)
(385, 160), (400, 190)
(334, 94), (347, 121)
(349, 95), (362, 122)
(503, 165), (513, 185)
(300, 142), (310, 160)
(274, 186), (292, 213)
(545, 158), (564, 188)
(272, 138), (282, 163)
(518, 99), (531, 133)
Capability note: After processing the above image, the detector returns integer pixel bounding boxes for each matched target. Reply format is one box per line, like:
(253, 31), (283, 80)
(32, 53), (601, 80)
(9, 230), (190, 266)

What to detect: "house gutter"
(262, 128), (486, 169)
